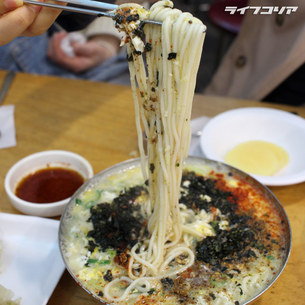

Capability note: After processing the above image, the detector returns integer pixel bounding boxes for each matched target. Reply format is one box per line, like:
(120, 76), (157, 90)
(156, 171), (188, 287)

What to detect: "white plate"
(0, 213), (65, 305)
(200, 107), (305, 186)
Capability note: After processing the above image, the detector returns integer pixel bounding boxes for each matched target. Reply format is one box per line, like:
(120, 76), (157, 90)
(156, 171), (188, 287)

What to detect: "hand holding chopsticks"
(0, 0), (161, 46)
(0, 0), (61, 46)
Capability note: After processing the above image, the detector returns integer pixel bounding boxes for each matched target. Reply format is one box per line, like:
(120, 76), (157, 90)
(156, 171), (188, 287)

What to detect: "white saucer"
(200, 107), (305, 186)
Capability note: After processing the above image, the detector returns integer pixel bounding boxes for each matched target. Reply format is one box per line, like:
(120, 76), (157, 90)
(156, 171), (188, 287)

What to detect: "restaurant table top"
(0, 70), (304, 305)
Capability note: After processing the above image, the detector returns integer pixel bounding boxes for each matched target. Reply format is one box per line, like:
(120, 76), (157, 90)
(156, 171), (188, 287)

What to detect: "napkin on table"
(189, 115), (210, 157)
(0, 105), (16, 149)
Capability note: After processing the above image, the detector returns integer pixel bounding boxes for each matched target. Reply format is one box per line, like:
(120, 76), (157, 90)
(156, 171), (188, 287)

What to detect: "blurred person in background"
(204, 0), (305, 106)
(0, 0), (151, 83)
(0, 16), (128, 83)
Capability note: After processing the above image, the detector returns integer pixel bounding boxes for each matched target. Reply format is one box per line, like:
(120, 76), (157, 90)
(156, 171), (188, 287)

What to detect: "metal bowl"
(59, 156), (291, 305)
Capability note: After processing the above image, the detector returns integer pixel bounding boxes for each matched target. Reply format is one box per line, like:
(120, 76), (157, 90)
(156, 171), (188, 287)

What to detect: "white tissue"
(189, 116), (210, 157)
(0, 105), (16, 149)
(60, 32), (87, 57)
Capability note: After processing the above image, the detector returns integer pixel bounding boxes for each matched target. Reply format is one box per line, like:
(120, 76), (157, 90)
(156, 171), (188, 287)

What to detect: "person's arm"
(0, 0), (62, 46)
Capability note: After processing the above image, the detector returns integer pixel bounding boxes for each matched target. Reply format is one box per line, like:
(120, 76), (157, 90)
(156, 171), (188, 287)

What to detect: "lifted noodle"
(104, 1), (206, 302)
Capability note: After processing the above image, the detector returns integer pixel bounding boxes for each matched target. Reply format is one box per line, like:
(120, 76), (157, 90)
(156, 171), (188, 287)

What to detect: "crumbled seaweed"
(180, 171), (234, 215)
(133, 28), (144, 38)
(196, 224), (256, 266)
(145, 42), (152, 52)
(149, 163), (155, 174)
(161, 277), (174, 290)
(168, 52), (177, 60)
(86, 240), (97, 253)
(127, 53), (133, 62)
(209, 293), (216, 300)
(113, 14), (124, 24)
(98, 291), (104, 297)
(162, 275), (192, 303)
(126, 13), (139, 23)
(156, 71), (159, 87)
(148, 288), (156, 295)
(87, 186), (147, 251)
(180, 171), (267, 270)
(103, 270), (113, 282)
(132, 21), (145, 39)
(134, 50), (142, 56)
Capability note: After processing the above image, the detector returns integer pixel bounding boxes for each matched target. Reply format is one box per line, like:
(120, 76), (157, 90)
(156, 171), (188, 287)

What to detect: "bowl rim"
(4, 150), (94, 208)
(59, 156), (291, 305)
(200, 107), (305, 186)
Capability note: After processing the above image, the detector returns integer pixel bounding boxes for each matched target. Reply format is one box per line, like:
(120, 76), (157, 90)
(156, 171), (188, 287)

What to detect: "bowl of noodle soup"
(59, 1), (290, 304)
(59, 156), (291, 305)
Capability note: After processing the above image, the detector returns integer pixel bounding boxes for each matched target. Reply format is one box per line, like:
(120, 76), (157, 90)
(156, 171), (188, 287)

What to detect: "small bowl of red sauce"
(4, 150), (94, 217)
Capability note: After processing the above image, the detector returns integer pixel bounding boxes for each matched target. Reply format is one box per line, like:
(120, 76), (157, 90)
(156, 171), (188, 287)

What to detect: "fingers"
(0, 0), (23, 15)
(47, 31), (66, 60)
(73, 42), (109, 71)
(47, 32), (88, 73)
(22, 5), (63, 36)
(0, 0), (63, 45)
(0, 5), (38, 45)
(72, 42), (96, 57)
(47, 33), (108, 73)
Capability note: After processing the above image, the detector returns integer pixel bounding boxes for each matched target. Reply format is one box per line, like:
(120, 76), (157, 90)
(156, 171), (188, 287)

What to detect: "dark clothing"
(263, 63), (305, 106)
(50, 0), (116, 32)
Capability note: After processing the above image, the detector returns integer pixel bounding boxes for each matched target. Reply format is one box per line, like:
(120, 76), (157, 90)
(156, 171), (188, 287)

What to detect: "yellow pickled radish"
(225, 140), (289, 176)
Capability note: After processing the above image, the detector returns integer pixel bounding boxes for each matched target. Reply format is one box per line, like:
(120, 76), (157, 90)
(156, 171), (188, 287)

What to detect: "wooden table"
(0, 70), (304, 304)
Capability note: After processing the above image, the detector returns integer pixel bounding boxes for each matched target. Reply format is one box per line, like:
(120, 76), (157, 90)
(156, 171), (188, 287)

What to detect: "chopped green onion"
(107, 248), (117, 257)
(75, 198), (82, 205)
(99, 260), (111, 265)
(148, 288), (156, 295)
(210, 277), (226, 287)
(86, 259), (111, 265)
(87, 258), (98, 264)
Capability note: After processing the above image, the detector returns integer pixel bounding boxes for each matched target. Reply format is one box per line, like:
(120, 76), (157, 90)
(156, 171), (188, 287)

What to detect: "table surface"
(0, 70), (304, 304)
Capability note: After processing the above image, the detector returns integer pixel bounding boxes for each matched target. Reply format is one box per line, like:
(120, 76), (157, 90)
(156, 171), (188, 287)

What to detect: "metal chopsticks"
(54, 0), (117, 11)
(24, 0), (115, 18)
(23, 0), (162, 25)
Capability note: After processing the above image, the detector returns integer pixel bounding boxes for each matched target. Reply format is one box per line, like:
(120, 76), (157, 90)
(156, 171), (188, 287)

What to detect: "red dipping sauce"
(15, 167), (85, 203)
